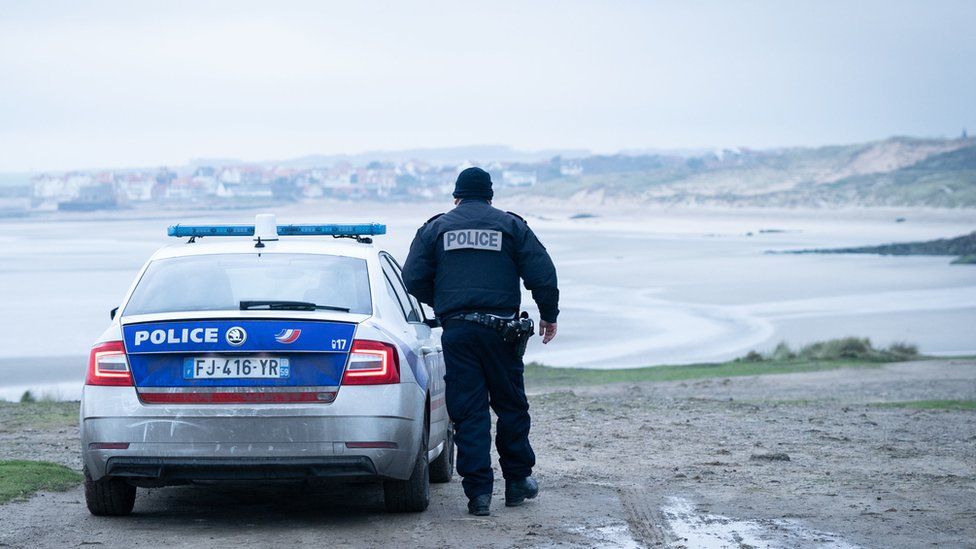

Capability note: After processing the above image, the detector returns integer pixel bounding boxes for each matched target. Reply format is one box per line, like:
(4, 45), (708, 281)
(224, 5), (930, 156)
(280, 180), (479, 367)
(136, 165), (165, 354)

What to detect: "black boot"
(505, 476), (539, 507)
(467, 493), (491, 516)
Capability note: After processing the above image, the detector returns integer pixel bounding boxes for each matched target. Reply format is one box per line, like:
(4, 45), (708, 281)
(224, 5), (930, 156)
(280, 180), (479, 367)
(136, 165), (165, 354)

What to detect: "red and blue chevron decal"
(274, 328), (302, 344)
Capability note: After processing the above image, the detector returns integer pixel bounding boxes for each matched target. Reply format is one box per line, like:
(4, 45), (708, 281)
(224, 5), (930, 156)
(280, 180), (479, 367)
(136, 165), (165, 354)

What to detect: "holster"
(506, 314), (534, 359)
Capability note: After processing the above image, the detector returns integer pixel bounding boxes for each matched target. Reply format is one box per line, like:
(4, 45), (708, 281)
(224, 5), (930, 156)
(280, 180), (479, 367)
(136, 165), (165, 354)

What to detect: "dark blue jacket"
(402, 200), (559, 323)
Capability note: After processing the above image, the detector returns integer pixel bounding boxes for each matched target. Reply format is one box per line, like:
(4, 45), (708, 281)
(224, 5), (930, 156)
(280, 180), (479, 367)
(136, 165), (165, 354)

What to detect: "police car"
(81, 214), (452, 515)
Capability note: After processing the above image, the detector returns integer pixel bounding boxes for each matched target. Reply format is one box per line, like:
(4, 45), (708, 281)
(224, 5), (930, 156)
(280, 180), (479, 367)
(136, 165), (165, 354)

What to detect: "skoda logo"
(225, 326), (247, 346)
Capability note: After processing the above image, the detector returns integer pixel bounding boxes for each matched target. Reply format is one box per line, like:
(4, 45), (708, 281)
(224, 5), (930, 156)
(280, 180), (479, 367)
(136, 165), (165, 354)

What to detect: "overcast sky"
(1, 0), (974, 172)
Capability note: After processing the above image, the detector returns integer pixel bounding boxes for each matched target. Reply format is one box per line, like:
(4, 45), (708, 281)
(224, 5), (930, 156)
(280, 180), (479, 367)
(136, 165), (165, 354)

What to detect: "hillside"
(6, 136), (974, 209)
(520, 136), (976, 207)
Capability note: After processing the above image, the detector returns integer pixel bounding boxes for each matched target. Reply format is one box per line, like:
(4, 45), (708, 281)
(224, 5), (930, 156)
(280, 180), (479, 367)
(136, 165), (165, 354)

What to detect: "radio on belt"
(167, 214), (387, 245)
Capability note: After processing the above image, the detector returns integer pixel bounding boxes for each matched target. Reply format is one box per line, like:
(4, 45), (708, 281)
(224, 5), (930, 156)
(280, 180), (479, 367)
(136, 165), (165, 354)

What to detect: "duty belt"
(447, 312), (534, 358)
(451, 313), (514, 330)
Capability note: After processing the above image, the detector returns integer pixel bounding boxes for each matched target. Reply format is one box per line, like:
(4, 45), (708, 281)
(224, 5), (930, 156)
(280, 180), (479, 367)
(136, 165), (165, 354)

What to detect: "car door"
(379, 253), (448, 452)
(378, 252), (435, 381)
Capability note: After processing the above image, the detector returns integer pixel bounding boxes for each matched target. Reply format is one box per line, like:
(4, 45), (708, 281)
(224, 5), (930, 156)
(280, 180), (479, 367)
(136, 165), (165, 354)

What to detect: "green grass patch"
(524, 358), (883, 388)
(0, 401), (78, 434)
(869, 400), (976, 410)
(0, 460), (83, 504)
(526, 337), (926, 389)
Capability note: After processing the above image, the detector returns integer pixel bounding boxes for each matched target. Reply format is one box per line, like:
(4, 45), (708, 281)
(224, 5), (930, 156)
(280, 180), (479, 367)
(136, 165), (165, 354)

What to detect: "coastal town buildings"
(19, 158), (561, 212)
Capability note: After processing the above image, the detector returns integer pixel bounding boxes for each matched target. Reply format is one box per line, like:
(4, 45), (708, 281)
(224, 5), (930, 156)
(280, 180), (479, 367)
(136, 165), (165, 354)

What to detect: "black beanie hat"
(453, 167), (494, 200)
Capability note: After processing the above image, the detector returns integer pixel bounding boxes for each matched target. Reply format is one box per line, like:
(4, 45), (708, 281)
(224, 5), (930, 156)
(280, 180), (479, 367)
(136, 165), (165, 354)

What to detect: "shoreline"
(2, 207), (974, 372)
(2, 198), (976, 224)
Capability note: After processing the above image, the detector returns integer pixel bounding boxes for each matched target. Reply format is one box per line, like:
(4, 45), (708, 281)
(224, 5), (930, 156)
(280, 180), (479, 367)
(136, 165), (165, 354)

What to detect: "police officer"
(402, 167), (559, 516)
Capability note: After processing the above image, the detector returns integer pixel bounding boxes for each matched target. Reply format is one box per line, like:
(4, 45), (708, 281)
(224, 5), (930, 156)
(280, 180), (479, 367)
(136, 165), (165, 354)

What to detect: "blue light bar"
(167, 225), (255, 237)
(277, 223), (386, 236)
(167, 223), (386, 238)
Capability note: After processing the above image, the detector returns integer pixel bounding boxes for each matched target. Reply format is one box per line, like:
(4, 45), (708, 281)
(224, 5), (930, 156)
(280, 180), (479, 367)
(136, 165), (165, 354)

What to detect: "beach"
(1, 202), (973, 400)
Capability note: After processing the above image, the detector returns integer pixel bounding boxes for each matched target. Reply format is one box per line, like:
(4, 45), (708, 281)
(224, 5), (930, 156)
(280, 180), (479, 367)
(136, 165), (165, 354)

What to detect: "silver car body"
(81, 236), (448, 486)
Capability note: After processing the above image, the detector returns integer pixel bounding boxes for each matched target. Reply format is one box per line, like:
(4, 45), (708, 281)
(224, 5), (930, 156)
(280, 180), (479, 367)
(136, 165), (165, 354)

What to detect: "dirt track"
(2, 359), (974, 548)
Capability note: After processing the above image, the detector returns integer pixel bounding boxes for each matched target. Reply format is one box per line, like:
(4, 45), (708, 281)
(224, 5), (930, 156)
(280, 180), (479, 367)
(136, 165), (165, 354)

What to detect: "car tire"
(429, 423), (454, 483)
(84, 467), (136, 516)
(383, 424), (430, 513)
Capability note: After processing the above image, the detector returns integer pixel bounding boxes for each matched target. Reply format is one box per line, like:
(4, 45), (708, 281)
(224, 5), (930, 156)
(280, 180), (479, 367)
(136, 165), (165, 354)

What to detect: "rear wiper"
(239, 300), (351, 312)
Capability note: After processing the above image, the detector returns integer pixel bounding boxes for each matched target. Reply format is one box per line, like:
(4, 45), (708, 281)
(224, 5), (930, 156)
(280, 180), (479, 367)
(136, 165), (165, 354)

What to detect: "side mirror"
(110, 306), (118, 320)
(423, 318), (441, 329)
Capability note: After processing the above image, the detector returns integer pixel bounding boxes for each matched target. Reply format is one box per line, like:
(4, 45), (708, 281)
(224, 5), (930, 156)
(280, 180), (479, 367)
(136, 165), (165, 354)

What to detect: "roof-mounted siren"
(253, 213), (278, 248)
(278, 222), (386, 243)
(166, 217), (386, 244)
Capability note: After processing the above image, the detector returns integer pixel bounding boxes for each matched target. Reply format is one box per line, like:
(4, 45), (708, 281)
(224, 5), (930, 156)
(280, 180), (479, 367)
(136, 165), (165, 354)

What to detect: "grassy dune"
(525, 337), (920, 387)
(524, 358), (884, 387)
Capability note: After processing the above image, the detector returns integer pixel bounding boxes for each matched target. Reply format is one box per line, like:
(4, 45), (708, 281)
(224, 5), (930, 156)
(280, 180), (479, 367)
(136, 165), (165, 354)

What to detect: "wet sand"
(2, 203), (975, 401)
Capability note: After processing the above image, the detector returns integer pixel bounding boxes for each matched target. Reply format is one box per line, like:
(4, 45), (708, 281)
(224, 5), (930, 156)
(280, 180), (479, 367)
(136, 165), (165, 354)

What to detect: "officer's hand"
(539, 320), (557, 344)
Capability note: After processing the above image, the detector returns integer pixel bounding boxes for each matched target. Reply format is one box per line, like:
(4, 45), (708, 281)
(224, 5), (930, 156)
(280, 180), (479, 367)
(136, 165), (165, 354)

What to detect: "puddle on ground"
(661, 497), (859, 549)
(569, 522), (643, 548)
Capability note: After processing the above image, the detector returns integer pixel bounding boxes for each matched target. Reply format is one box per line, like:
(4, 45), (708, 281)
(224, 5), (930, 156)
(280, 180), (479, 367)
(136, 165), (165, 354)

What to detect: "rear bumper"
(81, 383), (425, 483)
(83, 427), (415, 484)
(105, 456), (377, 487)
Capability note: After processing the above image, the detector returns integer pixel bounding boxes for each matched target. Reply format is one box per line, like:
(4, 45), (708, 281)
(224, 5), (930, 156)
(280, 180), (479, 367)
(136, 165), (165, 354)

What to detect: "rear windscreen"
(123, 253), (371, 316)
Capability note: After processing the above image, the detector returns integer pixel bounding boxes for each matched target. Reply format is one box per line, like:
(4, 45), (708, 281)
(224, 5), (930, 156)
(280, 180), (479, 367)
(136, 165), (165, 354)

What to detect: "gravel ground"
(1, 359), (974, 548)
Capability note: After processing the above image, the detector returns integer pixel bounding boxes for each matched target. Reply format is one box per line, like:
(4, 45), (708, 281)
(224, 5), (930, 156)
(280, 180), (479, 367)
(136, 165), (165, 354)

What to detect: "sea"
(1, 201), (973, 401)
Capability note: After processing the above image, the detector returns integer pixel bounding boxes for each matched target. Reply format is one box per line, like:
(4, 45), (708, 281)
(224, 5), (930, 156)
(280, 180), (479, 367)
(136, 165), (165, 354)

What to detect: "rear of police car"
(81, 218), (436, 515)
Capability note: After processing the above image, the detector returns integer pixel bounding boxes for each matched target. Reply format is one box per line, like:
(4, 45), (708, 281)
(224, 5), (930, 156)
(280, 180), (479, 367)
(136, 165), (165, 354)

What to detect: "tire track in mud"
(618, 486), (668, 547)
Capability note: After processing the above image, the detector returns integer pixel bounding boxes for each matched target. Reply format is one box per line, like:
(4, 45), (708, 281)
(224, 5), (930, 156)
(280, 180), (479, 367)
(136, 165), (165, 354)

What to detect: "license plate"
(183, 357), (290, 379)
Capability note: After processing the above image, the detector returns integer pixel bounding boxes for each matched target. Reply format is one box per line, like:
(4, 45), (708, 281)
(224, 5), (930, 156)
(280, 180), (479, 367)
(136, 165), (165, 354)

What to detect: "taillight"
(342, 339), (400, 385)
(86, 341), (133, 386)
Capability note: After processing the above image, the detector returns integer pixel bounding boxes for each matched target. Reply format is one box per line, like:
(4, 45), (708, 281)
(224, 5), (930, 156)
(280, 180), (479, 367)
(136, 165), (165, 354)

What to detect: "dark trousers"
(441, 320), (535, 499)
